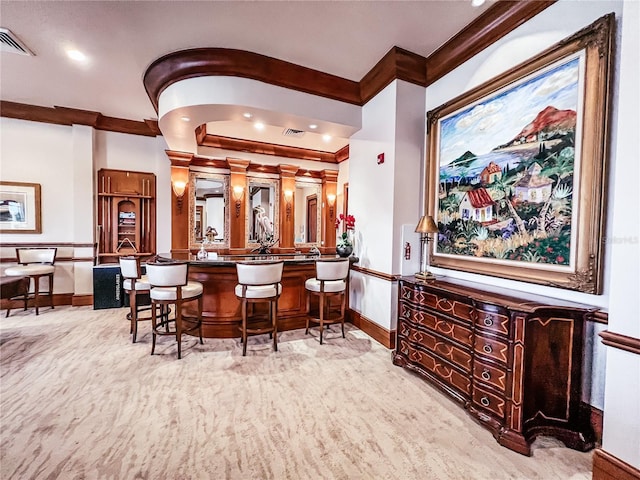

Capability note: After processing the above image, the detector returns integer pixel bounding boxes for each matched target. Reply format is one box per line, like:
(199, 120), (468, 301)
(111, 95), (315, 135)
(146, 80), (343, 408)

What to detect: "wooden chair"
(119, 256), (151, 343)
(235, 261), (284, 356)
(146, 262), (203, 359)
(305, 258), (350, 344)
(4, 248), (56, 316)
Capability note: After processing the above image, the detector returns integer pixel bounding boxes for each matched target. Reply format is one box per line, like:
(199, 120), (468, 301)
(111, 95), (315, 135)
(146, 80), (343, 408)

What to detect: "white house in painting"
(514, 163), (553, 203)
(458, 188), (494, 223)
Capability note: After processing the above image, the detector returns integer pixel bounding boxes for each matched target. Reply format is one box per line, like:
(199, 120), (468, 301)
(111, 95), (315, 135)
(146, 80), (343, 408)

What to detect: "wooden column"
(321, 170), (338, 253)
(278, 164), (299, 251)
(228, 158), (250, 251)
(166, 150), (193, 254)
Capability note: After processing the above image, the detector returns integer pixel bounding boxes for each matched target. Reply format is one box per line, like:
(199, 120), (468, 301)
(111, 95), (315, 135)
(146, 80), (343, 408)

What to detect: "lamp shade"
(415, 215), (438, 234)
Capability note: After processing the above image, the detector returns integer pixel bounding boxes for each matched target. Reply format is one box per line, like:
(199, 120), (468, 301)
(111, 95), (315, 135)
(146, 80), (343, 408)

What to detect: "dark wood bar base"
(394, 277), (596, 456)
(161, 256), (343, 338)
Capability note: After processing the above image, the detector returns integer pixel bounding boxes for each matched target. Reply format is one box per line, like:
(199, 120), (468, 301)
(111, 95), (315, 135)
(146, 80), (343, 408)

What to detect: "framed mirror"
(246, 177), (279, 246)
(294, 179), (322, 247)
(189, 171), (229, 248)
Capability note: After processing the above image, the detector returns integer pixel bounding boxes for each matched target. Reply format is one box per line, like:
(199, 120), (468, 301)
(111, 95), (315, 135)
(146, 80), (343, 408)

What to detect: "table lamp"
(415, 215), (438, 280)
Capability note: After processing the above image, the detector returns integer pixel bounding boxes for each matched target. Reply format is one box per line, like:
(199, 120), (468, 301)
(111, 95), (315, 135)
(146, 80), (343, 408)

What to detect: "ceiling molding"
(200, 134), (341, 164)
(143, 48), (362, 111)
(335, 145), (349, 163)
(426, 0), (557, 84)
(0, 101), (160, 137)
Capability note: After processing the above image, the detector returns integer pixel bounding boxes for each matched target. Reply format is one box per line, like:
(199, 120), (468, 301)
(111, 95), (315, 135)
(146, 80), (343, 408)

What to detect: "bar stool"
(146, 262), (203, 359)
(4, 248), (57, 316)
(235, 261), (284, 356)
(305, 258), (350, 344)
(119, 256), (151, 343)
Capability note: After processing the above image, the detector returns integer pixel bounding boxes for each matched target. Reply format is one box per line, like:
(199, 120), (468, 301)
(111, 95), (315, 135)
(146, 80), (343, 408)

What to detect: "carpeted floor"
(0, 306), (592, 479)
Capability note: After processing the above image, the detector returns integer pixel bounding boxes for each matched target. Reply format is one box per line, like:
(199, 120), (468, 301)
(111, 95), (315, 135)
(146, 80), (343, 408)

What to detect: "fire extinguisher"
(404, 242), (411, 260)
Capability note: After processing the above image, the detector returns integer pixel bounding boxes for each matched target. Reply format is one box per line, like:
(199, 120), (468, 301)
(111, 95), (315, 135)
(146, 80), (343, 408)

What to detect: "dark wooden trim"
(143, 48), (362, 110)
(590, 310), (609, 324)
(600, 331), (640, 355)
(426, 0), (557, 84)
(335, 145), (349, 163)
(0, 101), (160, 137)
(581, 401), (603, 446)
(350, 265), (400, 282)
(593, 448), (640, 480)
(348, 308), (395, 349)
(200, 134), (341, 163)
(72, 295), (93, 307)
(360, 46), (427, 103)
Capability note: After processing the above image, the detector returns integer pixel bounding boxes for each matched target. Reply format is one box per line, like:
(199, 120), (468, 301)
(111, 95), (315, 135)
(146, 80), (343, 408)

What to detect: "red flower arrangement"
(335, 213), (356, 246)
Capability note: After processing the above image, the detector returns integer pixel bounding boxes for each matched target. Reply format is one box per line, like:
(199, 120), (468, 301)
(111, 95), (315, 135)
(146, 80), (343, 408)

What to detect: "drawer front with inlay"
(399, 302), (472, 346)
(474, 308), (510, 337)
(473, 359), (507, 395)
(398, 339), (471, 397)
(472, 384), (506, 420)
(473, 335), (509, 365)
(398, 322), (472, 372)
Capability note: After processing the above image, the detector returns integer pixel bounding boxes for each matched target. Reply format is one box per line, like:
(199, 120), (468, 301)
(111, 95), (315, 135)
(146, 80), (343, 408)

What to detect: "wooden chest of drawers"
(393, 277), (596, 456)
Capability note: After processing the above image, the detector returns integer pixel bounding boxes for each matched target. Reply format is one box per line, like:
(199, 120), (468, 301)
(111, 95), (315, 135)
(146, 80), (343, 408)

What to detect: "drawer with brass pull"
(473, 334), (509, 364)
(472, 384), (506, 419)
(473, 359), (507, 394)
(474, 308), (510, 337)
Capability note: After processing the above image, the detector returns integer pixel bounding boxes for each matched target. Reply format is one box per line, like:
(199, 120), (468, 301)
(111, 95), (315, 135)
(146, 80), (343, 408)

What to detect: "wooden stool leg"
(176, 301), (182, 360)
(341, 291), (346, 338)
(319, 292), (325, 345)
(130, 291), (138, 342)
(305, 291), (311, 335)
(242, 299), (248, 356)
(198, 296), (204, 345)
(33, 275), (41, 316)
(48, 272), (55, 310)
(272, 299), (278, 352)
(151, 301), (157, 355)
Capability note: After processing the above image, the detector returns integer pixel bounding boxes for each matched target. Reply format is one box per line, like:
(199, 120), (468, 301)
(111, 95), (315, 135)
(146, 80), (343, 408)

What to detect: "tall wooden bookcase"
(97, 169), (156, 264)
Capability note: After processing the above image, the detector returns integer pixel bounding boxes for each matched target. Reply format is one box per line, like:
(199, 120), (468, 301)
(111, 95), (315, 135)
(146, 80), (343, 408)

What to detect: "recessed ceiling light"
(471, 0), (485, 7)
(322, 134), (332, 142)
(243, 113), (253, 119)
(309, 124), (318, 129)
(66, 49), (87, 62)
(254, 122), (265, 131)
(181, 116), (190, 122)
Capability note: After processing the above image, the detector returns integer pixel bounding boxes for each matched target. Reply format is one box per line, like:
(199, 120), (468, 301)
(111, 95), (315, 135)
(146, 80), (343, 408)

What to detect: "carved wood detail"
(600, 331), (640, 355)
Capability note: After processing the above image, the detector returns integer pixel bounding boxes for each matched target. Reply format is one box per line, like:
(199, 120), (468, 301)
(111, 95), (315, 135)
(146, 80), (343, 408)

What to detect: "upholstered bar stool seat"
(235, 261), (284, 356)
(119, 256), (152, 343)
(4, 248), (56, 316)
(305, 258), (350, 344)
(146, 262), (204, 359)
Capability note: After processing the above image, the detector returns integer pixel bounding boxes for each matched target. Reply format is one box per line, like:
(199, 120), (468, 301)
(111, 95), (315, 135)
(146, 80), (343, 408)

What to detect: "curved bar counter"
(156, 253), (357, 338)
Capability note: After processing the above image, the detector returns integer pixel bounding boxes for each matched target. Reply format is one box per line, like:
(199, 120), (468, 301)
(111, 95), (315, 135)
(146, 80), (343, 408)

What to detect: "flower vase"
(196, 243), (208, 260)
(336, 244), (353, 258)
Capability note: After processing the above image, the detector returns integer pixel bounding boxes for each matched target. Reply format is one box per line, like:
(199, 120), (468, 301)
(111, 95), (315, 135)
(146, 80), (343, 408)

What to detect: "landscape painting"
(436, 56), (580, 267)
(426, 14), (613, 293)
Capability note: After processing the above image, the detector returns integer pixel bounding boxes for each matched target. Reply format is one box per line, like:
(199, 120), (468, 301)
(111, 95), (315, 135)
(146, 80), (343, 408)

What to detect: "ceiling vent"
(282, 128), (305, 138)
(0, 28), (35, 56)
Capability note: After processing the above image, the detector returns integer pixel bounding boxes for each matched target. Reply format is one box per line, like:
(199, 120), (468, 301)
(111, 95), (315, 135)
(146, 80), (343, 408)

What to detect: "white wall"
(600, 0), (640, 469)
(0, 118), (170, 296)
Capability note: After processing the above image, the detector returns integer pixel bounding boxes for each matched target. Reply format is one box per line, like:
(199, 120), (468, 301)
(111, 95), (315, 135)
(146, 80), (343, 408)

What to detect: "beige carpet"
(1, 306), (592, 479)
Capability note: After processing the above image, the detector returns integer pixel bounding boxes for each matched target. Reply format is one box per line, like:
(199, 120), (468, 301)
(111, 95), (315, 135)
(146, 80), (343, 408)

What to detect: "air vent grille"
(283, 128), (305, 138)
(0, 28), (34, 56)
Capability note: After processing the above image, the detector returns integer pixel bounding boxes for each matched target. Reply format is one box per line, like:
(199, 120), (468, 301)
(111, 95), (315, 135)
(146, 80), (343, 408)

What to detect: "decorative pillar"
(228, 158), (250, 251)
(278, 164), (299, 251)
(166, 150), (193, 254)
(321, 170), (339, 253)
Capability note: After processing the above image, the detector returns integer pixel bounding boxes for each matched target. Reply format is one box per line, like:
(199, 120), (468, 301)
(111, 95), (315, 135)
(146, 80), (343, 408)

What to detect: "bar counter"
(156, 253), (357, 338)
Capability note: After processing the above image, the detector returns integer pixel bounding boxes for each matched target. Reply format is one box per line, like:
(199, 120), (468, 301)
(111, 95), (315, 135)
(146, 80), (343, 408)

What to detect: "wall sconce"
(172, 180), (187, 213)
(415, 215), (439, 280)
(284, 189), (293, 221)
(327, 194), (336, 218)
(232, 185), (244, 217)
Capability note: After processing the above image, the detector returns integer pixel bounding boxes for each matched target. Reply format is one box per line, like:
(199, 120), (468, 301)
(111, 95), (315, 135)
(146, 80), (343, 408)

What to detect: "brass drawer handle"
(483, 344), (493, 354)
(481, 370), (491, 380)
(480, 396), (490, 407)
(483, 316), (494, 327)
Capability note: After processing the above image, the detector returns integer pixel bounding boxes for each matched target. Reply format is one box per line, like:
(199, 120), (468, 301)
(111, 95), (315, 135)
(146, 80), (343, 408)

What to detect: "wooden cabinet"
(97, 169), (156, 264)
(394, 277), (595, 456)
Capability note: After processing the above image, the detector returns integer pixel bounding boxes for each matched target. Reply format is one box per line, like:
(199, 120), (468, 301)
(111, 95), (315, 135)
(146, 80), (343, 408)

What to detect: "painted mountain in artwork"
(510, 106), (576, 144)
